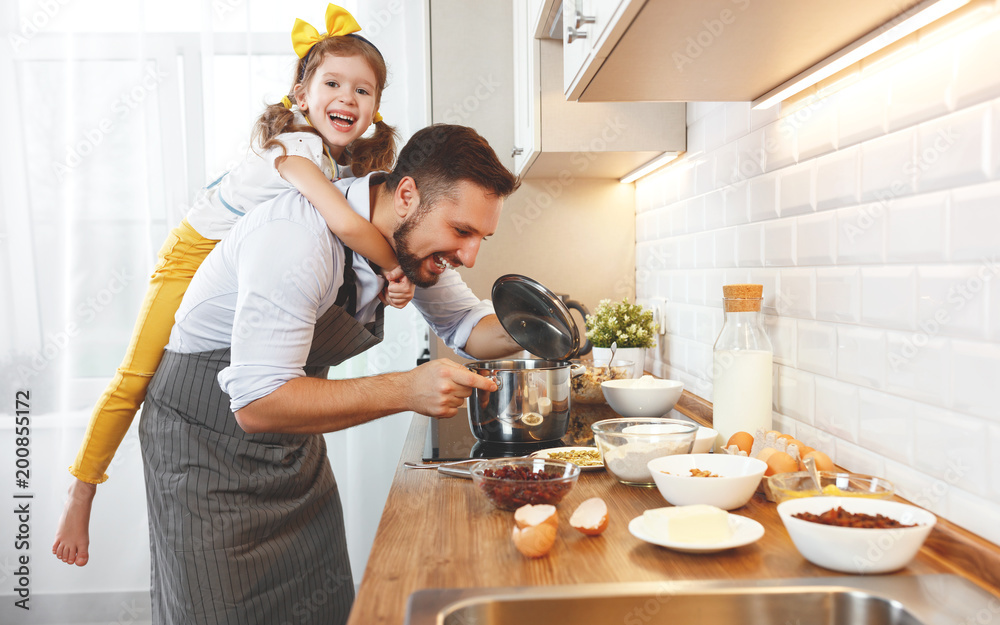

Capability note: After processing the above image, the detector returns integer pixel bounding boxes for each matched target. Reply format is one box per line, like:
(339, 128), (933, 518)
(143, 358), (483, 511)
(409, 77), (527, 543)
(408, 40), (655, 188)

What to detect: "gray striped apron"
(140, 248), (383, 625)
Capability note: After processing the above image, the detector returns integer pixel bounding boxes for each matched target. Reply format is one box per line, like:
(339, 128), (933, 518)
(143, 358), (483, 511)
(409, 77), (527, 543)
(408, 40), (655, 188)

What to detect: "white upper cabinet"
(553, 0), (926, 102)
(513, 0), (685, 179)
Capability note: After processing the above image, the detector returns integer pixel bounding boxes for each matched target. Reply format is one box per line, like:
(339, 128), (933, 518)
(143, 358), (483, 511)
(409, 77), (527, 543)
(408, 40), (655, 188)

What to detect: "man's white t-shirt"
(167, 173), (495, 411)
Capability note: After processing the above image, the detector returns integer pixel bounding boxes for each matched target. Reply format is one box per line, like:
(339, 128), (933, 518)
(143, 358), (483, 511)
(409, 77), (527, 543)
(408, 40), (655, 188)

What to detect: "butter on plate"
(643, 505), (733, 544)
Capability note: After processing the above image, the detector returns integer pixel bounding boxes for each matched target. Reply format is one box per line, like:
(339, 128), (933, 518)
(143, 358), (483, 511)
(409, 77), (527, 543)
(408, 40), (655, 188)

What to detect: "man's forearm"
(234, 358), (498, 435)
(234, 373), (412, 435)
(462, 314), (522, 360)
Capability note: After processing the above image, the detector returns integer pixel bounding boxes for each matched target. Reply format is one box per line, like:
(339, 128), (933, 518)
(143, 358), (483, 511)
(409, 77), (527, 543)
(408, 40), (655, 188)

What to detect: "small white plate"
(530, 446), (604, 471)
(628, 513), (765, 553)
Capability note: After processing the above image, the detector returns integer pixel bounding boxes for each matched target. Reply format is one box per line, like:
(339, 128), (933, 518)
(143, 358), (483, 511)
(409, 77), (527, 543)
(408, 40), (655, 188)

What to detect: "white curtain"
(0, 1), (429, 621)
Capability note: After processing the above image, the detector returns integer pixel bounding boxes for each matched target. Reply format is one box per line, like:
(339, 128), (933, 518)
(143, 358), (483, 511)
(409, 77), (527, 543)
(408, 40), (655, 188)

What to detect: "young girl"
(52, 3), (408, 567)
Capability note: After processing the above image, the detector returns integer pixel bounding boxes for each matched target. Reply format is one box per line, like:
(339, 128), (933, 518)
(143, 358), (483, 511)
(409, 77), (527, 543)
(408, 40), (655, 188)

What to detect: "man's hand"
(406, 358), (497, 418)
(379, 266), (415, 309)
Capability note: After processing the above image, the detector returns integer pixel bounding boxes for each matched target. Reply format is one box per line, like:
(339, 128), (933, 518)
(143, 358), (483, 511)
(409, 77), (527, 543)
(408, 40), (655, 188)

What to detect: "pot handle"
(570, 363), (587, 377)
(489, 372), (503, 392)
(561, 296), (593, 357)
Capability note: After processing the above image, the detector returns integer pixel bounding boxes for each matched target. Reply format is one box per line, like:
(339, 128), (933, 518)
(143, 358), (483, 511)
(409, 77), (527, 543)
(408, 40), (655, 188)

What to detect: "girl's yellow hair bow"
(291, 3), (362, 59)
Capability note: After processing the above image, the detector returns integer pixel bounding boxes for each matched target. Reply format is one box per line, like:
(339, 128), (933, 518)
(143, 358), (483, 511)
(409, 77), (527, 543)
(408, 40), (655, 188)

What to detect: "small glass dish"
(591, 418), (697, 487)
(570, 359), (633, 404)
(470, 458), (580, 511)
(766, 471), (895, 503)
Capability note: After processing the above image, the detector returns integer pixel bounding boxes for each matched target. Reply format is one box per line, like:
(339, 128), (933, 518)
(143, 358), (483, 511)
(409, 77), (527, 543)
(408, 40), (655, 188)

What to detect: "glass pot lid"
(492, 274), (582, 361)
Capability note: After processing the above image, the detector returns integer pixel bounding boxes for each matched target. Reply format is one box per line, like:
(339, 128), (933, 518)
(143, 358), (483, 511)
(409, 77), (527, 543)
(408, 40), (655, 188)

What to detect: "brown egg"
(803, 450), (835, 472)
(764, 451), (798, 476)
(756, 447), (778, 464)
(727, 431), (754, 454)
(776, 433), (795, 443)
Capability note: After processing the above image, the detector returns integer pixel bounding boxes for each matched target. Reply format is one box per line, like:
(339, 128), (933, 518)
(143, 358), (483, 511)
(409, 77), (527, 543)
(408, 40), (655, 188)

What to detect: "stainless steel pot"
(466, 359), (571, 444)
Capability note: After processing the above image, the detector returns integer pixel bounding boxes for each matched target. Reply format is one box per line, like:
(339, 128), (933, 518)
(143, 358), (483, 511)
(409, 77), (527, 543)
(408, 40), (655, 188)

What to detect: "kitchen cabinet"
(555, 0), (925, 102)
(513, 0), (685, 179)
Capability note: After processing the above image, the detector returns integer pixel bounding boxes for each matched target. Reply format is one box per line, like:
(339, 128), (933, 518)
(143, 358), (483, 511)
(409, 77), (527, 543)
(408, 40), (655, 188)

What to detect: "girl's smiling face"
(294, 53), (379, 159)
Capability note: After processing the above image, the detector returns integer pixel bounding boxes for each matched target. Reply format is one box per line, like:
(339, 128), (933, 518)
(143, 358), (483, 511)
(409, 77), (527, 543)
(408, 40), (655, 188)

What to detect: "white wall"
(636, 14), (1000, 544)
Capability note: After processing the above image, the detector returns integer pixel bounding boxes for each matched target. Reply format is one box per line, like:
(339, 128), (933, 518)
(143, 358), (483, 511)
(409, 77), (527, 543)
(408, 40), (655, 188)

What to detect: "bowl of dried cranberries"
(470, 458), (580, 511)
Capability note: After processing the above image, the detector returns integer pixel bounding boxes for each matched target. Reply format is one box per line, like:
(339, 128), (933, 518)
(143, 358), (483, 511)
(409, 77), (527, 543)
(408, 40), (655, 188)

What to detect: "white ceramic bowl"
(647, 453), (767, 510)
(601, 377), (684, 417)
(693, 427), (718, 453)
(777, 497), (937, 574)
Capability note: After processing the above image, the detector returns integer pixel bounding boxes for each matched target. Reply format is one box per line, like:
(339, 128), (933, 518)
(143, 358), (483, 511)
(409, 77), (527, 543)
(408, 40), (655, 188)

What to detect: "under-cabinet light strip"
(619, 151), (682, 184)
(751, 0), (970, 110)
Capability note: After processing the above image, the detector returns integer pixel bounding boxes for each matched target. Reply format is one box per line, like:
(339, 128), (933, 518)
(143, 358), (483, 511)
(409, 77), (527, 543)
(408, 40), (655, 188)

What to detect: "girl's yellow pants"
(70, 219), (218, 484)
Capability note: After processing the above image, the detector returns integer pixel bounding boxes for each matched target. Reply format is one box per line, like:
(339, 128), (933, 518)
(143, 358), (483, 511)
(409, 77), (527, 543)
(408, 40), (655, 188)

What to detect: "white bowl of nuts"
(648, 453), (767, 510)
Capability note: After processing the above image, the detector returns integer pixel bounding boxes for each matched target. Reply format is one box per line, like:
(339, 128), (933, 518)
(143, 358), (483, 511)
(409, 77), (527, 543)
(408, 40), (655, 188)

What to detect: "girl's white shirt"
(185, 110), (343, 240)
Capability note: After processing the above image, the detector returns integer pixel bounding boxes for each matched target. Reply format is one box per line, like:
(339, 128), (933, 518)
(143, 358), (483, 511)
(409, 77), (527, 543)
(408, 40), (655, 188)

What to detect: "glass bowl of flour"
(591, 418), (697, 486)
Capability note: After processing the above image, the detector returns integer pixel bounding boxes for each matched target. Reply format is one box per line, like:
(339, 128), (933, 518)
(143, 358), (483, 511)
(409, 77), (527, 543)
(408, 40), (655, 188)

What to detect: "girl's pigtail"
(252, 101), (318, 158)
(348, 120), (399, 176)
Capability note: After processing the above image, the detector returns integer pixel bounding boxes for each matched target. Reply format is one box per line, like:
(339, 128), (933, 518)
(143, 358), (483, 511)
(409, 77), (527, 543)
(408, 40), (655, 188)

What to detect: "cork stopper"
(722, 283), (763, 312)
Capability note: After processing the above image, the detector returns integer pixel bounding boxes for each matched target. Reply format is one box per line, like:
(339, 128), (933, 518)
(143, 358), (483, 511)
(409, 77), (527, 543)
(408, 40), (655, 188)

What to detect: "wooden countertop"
(347, 391), (1000, 625)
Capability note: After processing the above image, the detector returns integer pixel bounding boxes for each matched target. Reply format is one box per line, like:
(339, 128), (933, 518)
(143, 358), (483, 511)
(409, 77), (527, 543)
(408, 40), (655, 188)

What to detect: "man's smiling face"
(392, 180), (502, 288)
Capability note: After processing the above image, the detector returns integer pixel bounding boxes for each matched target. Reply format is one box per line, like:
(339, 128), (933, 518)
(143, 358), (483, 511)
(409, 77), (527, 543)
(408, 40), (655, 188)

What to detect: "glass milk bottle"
(712, 284), (773, 446)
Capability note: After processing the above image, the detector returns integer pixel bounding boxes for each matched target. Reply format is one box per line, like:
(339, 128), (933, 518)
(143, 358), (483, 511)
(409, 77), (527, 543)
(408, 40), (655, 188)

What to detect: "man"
(139, 125), (520, 625)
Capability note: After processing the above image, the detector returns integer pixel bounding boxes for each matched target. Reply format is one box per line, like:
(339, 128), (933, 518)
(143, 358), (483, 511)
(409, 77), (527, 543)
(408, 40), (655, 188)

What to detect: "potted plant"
(584, 298), (658, 377)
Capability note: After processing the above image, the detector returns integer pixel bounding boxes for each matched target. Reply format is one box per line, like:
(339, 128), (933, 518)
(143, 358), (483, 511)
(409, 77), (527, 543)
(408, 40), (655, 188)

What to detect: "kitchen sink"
(405, 574), (997, 625)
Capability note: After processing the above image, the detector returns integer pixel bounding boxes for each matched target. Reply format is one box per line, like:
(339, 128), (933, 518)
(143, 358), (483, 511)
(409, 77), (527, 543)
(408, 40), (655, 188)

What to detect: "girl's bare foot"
(52, 479), (97, 566)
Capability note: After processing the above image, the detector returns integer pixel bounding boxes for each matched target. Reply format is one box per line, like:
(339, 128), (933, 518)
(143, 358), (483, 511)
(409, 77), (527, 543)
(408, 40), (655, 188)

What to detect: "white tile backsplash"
(763, 218), (795, 267)
(916, 265), (988, 339)
(735, 223), (763, 267)
(954, 19), (1000, 109)
(838, 78), (889, 148)
(814, 376), (860, 443)
(860, 129), (917, 202)
(796, 212), (837, 266)
(885, 192), (948, 263)
(950, 340), (1000, 420)
(723, 180), (750, 227)
(776, 268), (815, 318)
(815, 146), (860, 210)
(765, 314), (797, 367)
(762, 118), (797, 172)
(644, 18), (1000, 544)
(915, 104), (991, 193)
(836, 325), (887, 389)
(815, 267), (861, 323)
(778, 161), (815, 217)
(775, 366), (815, 424)
(748, 174), (778, 222)
(886, 44), (954, 132)
(885, 332), (951, 408)
(836, 204), (885, 265)
(949, 181), (1000, 262)
(858, 388), (914, 466)
(914, 405), (990, 498)
(796, 320), (838, 378)
(860, 266), (917, 330)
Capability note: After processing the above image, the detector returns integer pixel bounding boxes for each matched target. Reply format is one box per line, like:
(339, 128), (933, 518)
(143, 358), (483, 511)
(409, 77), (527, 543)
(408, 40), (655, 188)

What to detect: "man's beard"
(392, 214), (439, 289)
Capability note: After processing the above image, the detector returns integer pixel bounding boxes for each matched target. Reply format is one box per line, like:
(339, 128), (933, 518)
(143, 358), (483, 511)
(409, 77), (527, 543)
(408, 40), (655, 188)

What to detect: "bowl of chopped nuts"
(648, 453), (767, 510)
(570, 360), (633, 404)
(777, 497), (936, 573)
(470, 458), (580, 511)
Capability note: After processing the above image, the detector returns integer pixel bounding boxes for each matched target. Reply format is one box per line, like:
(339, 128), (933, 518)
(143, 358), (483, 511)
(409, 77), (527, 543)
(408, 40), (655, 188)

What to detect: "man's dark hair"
(384, 124), (520, 209)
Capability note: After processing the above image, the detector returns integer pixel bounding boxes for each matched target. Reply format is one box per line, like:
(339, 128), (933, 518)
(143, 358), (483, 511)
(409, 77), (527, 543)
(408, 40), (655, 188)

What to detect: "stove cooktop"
(421, 406), (566, 461)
